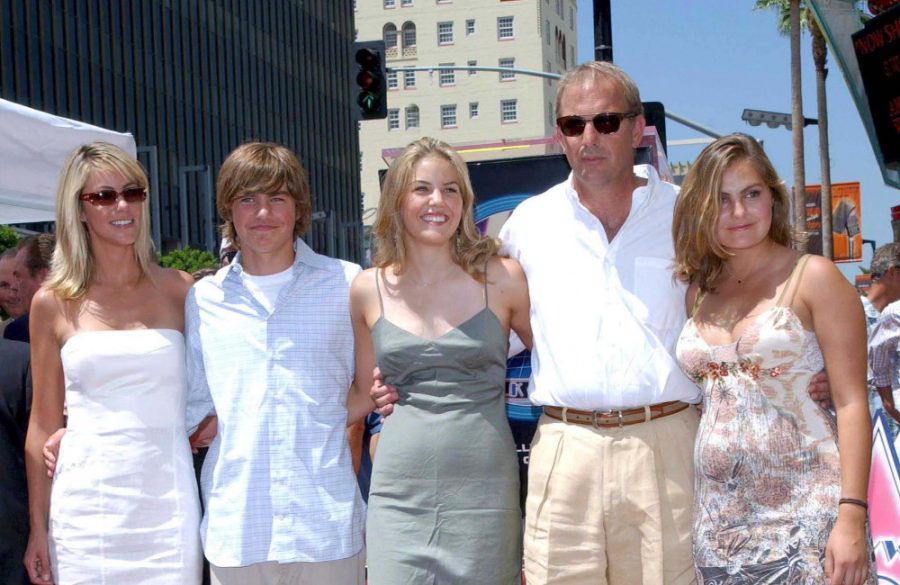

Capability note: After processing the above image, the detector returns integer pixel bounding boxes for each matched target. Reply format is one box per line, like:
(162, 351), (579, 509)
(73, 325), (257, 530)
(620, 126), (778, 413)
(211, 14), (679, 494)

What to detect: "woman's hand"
(824, 507), (869, 585)
(23, 530), (54, 584)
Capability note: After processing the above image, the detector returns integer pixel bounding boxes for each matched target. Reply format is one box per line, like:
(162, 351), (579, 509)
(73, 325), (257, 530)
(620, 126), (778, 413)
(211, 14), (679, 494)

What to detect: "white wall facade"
(354, 0), (577, 223)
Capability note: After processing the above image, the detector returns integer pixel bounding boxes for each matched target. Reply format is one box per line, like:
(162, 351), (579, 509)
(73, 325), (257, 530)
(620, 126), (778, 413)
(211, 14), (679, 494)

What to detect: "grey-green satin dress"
(366, 272), (521, 585)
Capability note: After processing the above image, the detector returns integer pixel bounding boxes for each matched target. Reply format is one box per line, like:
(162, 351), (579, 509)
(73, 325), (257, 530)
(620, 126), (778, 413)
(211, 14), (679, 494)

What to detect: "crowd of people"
(0, 59), (892, 585)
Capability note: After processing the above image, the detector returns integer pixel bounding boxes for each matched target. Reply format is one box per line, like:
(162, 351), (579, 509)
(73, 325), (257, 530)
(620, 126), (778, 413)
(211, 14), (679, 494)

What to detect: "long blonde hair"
(45, 142), (155, 300)
(672, 133), (792, 292)
(372, 137), (498, 280)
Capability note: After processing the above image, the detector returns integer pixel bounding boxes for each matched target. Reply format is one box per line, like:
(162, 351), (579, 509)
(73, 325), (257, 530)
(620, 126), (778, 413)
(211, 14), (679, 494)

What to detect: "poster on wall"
(805, 182), (863, 262)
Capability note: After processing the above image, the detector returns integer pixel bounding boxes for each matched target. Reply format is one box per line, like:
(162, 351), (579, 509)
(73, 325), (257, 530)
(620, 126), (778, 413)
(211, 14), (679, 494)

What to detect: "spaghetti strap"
(375, 268), (386, 318)
(482, 262), (489, 308)
(776, 254), (810, 307)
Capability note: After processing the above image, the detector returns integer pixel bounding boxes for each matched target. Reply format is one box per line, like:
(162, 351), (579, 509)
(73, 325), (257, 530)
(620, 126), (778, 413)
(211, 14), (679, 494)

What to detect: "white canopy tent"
(0, 98), (137, 224)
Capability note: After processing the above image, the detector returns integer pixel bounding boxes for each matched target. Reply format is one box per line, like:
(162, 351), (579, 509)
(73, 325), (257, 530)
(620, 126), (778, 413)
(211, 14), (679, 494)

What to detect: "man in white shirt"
(865, 243), (900, 438)
(185, 142), (372, 585)
(498, 61), (698, 585)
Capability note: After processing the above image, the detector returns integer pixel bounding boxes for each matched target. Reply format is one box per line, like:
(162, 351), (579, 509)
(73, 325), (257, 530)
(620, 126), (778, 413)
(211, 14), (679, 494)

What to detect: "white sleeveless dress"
(49, 329), (202, 584)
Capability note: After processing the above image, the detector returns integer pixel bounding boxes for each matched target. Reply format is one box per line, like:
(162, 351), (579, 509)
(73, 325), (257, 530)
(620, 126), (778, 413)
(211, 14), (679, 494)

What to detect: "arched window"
(383, 23), (398, 49)
(402, 22), (417, 48)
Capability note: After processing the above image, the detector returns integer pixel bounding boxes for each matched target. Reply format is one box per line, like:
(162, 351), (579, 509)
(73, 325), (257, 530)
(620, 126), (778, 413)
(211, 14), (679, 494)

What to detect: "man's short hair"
(17, 233), (55, 277)
(871, 243), (900, 279)
(555, 61), (643, 119)
(215, 142), (312, 248)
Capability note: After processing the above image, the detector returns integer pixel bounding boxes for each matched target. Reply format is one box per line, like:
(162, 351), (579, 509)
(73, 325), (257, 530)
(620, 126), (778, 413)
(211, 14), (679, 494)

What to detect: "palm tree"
(754, 0), (833, 255)
(810, 16), (833, 259)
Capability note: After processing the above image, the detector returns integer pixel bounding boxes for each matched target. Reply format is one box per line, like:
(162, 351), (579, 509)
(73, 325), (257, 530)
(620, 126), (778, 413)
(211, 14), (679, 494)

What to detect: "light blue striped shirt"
(185, 239), (364, 567)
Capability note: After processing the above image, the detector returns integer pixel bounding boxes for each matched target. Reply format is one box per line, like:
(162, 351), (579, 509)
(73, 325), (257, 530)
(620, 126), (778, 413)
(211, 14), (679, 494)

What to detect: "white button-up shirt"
(185, 239), (364, 567)
(499, 166), (700, 410)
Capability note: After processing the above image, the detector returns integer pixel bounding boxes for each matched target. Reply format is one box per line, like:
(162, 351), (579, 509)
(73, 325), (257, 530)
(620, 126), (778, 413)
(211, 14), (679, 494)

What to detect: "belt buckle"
(592, 409), (624, 428)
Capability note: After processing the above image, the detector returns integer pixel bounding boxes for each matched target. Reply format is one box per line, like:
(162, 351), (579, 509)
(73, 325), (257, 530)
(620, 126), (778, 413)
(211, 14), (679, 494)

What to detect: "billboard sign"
(805, 182), (863, 262)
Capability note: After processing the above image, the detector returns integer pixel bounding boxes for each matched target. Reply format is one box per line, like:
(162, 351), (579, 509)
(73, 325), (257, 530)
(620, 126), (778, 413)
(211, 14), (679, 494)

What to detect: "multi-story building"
(354, 0), (578, 224)
(2, 1), (364, 262)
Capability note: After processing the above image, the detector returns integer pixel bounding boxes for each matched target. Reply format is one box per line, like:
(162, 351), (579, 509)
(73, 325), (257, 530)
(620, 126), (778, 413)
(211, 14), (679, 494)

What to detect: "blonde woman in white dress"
(23, 142), (201, 584)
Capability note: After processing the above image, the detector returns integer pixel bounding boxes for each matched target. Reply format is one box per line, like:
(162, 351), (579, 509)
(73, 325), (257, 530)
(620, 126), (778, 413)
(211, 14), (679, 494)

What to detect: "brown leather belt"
(543, 400), (691, 428)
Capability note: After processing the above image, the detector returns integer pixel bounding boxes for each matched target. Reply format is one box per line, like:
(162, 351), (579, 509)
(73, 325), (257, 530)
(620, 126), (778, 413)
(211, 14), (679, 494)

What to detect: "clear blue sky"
(575, 1), (898, 279)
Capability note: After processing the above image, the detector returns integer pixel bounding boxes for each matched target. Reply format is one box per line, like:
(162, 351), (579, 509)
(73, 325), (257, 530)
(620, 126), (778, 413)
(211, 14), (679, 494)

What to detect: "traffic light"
(353, 41), (387, 120)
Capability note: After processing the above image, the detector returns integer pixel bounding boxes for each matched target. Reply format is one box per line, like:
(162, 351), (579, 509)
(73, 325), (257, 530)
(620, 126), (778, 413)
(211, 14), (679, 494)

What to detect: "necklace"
(404, 266), (458, 288)
(724, 259), (769, 285)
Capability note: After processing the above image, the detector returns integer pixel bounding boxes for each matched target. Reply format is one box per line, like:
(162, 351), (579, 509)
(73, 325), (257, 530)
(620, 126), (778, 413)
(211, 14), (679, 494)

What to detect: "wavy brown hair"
(372, 137), (498, 281)
(673, 133), (792, 293)
(216, 142), (312, 248)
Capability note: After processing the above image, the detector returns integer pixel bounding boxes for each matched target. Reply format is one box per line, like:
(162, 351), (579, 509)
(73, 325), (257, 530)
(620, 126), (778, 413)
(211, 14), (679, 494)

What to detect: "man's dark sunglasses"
(556, 112), (639, 137)
(79, 187), (148, 206)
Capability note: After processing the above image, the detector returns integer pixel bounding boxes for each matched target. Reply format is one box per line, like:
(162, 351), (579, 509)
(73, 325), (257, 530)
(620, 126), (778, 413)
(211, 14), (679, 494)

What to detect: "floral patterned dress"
(675, 256), (874, 584)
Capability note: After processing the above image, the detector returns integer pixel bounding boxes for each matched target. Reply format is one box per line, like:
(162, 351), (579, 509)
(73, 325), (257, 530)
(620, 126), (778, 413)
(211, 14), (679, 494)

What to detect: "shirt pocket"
(633, 256), (684, 332)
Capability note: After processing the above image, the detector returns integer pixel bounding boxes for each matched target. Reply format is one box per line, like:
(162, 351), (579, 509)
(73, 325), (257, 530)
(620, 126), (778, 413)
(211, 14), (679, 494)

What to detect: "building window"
(546, 60), (552, 86)
(498, 16), (514, 40)
(545, 20), (550, 45)
(569, 45), (575, 66)
(441, 104), (457, 128)
(569, 6), (575, 29)
(387, 70), (399, 89)
(499, 57), (515, 81)
(402, 0), (413, 5)
(469, 102), (479, 118)
(555, 0), (562, 16)
(384, 0), (395, 7)
(501, 99), (517, 123)
(404, 70), (416, 88)
(405, 105), (420, 129)
(548, 102), (554, 126)
(467, 59), (477, 75)
(384, 23), (398, 50)
(402, 21), (416, 48)
(388, 108), (400, 130)
(437, 21), (454, 44)
(439, 63), (455, 86)
(466, 19), (475, 36)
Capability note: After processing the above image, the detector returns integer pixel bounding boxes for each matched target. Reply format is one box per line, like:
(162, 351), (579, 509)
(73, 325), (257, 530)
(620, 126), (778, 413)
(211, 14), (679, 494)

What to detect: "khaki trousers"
(210, 548), (365, 585)
(524, 408), (699, 585)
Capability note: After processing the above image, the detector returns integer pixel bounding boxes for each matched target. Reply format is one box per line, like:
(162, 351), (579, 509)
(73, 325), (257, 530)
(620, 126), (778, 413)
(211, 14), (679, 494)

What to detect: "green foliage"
(158, 247), (218, 273)
(0, 226), (20, 255)
(753, 0), (809, 36)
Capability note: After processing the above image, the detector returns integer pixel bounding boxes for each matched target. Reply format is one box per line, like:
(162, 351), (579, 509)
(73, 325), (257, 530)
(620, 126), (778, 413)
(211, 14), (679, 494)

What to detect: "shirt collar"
(214, 238), (329, 285)
(564, 164), (661, 216)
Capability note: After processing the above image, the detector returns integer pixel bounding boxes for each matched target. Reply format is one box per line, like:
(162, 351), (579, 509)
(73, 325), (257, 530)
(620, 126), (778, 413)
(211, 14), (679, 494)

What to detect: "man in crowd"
(863, 243), (900, 321)
(185, 142), (370, 585)
(0, 249), (26, 335)
(866, 243), (900, 437)
(0, 338), (32, 584)
(4, 234), (55, 343)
